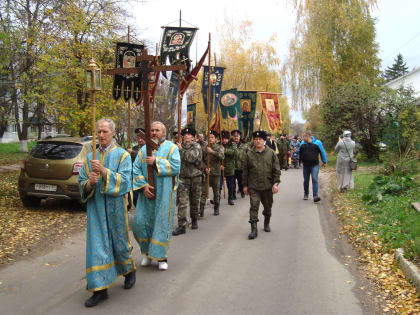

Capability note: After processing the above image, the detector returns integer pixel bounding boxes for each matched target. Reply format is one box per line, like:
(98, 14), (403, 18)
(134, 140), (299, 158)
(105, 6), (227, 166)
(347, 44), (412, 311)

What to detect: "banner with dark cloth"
(238, 91), (257, 139)
(112, 42), (144, 102)
(167, 72), (179, 111)
(220, 88), (242, 133)
(201, 66), (224, 117)
(160, 27), (197, 78)
(186, 103), (196, 129)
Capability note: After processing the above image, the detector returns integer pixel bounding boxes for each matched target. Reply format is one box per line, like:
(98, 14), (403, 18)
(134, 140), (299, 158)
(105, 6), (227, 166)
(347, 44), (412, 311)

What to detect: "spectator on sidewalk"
(335, 130), (356, 192)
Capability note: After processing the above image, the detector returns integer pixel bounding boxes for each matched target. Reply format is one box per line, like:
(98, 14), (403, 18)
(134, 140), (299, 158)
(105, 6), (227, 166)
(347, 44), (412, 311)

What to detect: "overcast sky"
(132, 0), (420, 123)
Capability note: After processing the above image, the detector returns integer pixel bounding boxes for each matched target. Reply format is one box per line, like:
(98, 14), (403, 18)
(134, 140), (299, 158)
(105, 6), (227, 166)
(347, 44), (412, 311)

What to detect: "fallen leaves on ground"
(0, 171), (86, 265)
(331, 174), (420, 314)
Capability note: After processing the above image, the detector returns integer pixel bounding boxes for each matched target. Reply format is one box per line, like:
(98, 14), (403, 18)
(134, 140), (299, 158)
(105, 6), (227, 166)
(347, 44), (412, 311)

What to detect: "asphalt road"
(0, 168), (371, 315)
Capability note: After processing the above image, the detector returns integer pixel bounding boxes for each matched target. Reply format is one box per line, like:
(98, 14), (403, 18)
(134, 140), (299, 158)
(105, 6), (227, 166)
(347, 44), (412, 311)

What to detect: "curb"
(395, 248), (420, 293)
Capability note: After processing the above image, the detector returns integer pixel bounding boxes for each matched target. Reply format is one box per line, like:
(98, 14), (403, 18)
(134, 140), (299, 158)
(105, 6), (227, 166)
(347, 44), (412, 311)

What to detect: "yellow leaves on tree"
(284, 0), (381, 110)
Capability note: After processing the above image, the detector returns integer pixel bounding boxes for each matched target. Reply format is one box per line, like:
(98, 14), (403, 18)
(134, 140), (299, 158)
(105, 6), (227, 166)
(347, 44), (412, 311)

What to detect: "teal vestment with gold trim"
(78, 145), (135, 292)
(132, 140), (180, 260)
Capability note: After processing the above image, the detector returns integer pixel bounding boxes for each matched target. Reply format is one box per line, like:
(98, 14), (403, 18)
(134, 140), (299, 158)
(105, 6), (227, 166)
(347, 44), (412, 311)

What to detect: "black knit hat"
(134, 127), (145, 134)
(209, 130), (219, 138)
(221, 130), (230, 139)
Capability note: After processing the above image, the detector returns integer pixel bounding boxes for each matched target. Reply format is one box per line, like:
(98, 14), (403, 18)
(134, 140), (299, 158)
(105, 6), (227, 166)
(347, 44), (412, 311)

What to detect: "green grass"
(345, 172), (420, 262)
(0, 142), (35, 166)
(326, 151), (381, 168)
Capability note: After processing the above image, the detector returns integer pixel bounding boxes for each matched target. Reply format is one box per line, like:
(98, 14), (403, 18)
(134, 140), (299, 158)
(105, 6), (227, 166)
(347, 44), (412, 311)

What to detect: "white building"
(384, 67), (420, 93)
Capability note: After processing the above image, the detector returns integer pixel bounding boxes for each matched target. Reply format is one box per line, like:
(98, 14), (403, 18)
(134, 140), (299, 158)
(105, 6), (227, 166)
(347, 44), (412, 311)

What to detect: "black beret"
(231, 129), (241, 136)
(134, 127), (145, 134)
(209, 130), (219, 138)
(181, 128), (196, 136)
(221, 130), (230, 139)
(252, 130), (267, 140)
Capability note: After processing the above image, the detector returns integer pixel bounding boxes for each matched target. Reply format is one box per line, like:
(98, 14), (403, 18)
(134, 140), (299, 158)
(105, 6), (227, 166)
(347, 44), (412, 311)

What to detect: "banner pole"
(206, 33), (211, 198)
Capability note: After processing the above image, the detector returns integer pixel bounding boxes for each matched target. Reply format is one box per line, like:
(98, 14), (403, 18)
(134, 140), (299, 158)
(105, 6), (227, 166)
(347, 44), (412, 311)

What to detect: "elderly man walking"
(78, 118), (136, 307)
(132, 121), (180, 271)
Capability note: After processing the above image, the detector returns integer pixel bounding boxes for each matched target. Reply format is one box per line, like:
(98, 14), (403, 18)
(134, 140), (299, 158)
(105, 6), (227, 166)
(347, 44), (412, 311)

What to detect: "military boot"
(228, 196), (234, 205)
(199, 203), (205, 217)
(191, 218), (198, 229)
(172, 226), (186, 236)
(264, 217), (271, 232)
(248, 222), (258, 239)
(214, 203), (220, 216)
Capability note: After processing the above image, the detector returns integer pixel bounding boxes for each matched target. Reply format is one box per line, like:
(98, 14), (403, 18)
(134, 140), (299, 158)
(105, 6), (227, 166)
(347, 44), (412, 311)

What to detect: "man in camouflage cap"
(197, 133), (208, 217)
(202, 130), (224, 216)
(243, 130), (281, 239)
(231, 129), (248, 199)
(173, 128), (203, 235)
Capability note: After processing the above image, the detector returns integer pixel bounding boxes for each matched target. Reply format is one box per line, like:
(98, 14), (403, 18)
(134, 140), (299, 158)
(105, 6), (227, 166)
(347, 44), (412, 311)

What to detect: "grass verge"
(0, 142), (35, 166)
(332, 170), (420, 314)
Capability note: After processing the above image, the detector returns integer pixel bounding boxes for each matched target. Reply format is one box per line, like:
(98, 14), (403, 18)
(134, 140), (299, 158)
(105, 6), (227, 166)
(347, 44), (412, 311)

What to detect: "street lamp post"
(85, 57), (102, 159)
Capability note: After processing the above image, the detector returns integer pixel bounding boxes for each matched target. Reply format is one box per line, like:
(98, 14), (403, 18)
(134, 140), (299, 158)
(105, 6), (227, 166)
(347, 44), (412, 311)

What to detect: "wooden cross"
(105, 49), (186, 197)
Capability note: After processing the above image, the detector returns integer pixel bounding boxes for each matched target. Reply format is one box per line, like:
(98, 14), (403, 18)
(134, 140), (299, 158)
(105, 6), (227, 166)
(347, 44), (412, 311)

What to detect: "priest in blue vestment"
(78, 118), (136, 307)
(132, 121), (180, 271)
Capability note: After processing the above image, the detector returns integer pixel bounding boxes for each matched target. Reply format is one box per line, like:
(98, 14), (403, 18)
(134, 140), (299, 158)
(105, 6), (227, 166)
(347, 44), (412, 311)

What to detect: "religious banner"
(179, 44), (209, 95)
(186, 103), (196, 129)
(160, 27), (197, 78)
(202, 66), (224, 117)
(238, 91), (257, 140)
(259, 92), (282, 133)
(220, 88), (242, 132)
(112, 42), (144, 102)
(167, 72), (179, 111)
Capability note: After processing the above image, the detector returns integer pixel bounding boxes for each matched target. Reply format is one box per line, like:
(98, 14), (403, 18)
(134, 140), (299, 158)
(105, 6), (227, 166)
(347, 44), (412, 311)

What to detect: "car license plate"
(34, 184), (57, 192)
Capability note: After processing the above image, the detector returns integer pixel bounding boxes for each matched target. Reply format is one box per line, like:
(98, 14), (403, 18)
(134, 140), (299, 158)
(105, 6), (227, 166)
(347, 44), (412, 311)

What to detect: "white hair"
(97, 118), (115, 132)
(151, 121), (166, 136)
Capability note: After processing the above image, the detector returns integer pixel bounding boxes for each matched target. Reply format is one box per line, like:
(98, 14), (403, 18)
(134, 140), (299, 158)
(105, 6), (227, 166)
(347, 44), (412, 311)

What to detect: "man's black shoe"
(264, 217), (271, 232)
(241, 192), (245, 198)
(199, 204), (205, 217)
(214, 204), (219, 216)
(210, 200), (214, 205)
(303, 195), (309, 200)
(191, 219), (198, 230)
(228, 198), (234, 205)
(85, 290), (108, 307)
(124, 271), (136, 289)
(314, 197), (321, 203)
(172, 226), (186, 235)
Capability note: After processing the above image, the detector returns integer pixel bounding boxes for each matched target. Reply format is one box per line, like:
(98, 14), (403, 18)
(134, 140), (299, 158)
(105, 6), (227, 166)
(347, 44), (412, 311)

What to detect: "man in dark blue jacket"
(298, 130), (327, 202)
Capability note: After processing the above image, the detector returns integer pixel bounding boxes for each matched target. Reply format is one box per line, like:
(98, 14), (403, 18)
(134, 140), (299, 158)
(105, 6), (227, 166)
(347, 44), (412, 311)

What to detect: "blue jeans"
(303, 164), (319, 197)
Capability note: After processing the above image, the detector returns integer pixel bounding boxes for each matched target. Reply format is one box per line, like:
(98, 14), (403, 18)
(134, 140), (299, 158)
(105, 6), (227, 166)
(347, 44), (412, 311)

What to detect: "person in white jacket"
(335, 130), (356, 192)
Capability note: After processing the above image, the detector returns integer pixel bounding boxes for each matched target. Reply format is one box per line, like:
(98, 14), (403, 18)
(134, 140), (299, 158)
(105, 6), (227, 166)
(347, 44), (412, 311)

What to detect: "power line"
(382, 31), (420, 62)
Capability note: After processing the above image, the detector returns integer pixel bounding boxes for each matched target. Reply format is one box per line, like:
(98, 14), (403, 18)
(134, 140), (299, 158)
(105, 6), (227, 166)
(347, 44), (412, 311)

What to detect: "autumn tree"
(284, 0), (380, 110)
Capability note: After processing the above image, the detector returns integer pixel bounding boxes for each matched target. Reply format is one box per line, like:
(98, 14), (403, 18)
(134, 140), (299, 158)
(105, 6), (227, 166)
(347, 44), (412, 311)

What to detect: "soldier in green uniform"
(203, 130), (224, 216)
(231, 129), (248, 199)
(277, 134), (289, 170)
(173, 128), (203, 235)
(197, 133), (208, 217)
(243, 130), (281, 240)
(221, 131), (237, 205)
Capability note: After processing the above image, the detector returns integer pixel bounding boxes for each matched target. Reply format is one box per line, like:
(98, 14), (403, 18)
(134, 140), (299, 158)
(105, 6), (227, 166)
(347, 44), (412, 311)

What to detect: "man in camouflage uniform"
(202, 130), (224, 216)
(277, 134), (289, 170)
(231, 129), (248, 199)
(173, 128), (203, 235)
(221, 131), (237, 205)
(243, 130), (281, 240)
(197, 133), (208, 217)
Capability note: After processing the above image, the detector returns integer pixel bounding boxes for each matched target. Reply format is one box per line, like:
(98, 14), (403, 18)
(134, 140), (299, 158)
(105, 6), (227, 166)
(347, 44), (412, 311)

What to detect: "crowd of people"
(77, 118), (336, 307)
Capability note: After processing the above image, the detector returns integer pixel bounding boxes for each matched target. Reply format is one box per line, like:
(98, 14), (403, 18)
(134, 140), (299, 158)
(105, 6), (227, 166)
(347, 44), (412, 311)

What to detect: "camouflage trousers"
(199, 174), (207, 206)
(249, 188), (273, 223)
(177, 176), (202, 226)
(200, 174), (220, 206)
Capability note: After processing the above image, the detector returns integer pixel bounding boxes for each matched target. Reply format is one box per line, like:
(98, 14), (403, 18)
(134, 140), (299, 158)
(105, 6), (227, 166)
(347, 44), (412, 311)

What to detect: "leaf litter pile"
(0, 171), (86, 265)
(332, 174), (420, 314)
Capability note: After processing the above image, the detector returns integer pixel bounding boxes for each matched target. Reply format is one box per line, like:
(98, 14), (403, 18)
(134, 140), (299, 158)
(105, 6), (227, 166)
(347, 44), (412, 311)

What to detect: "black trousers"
(234, 169), (243, 194)
(225, 175), (235, 199)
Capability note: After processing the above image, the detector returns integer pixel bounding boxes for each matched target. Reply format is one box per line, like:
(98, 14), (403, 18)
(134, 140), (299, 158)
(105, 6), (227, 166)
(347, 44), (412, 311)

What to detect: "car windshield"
(30, 142), (83, 160)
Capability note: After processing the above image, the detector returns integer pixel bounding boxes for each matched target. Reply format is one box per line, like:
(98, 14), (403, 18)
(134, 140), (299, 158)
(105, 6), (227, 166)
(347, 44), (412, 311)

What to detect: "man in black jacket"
(298, 131), (327, 202)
